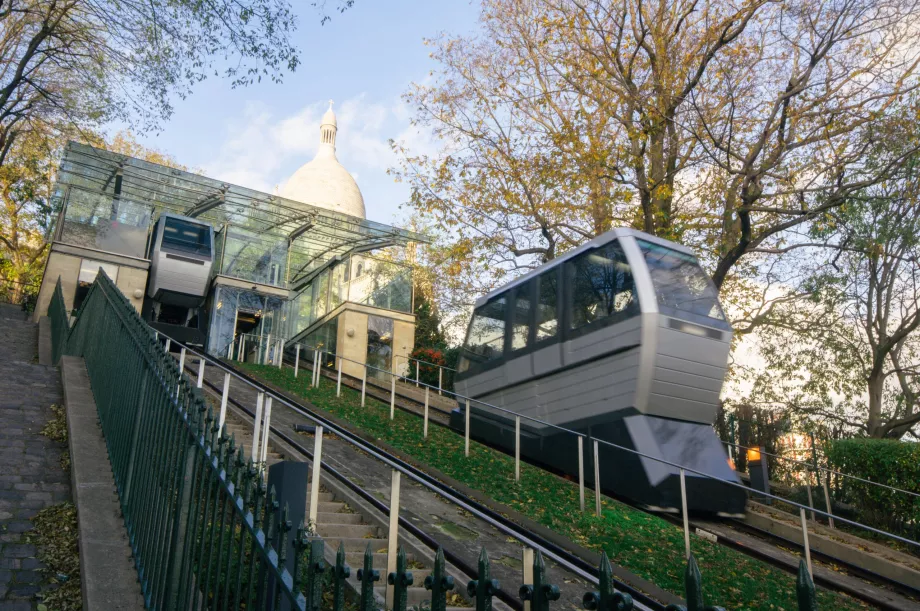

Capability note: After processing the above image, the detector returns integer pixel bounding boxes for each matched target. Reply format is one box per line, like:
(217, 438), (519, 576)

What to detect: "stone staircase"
(220, 415), (468, 609)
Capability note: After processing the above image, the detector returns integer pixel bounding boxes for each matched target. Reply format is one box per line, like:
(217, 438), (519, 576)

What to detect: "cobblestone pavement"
(0, 304), (70, 610)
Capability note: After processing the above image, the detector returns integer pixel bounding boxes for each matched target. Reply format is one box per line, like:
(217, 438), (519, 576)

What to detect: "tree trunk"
(866, 369), (886, 438)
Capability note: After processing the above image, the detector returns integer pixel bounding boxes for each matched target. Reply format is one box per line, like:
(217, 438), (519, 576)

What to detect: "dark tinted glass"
(637, 240), (726, 321)
(568, 242), (637, 330)
(509, 282), (533, 352)
(460, 296), (506, 370)
(161, 217), (212, 256)
(535, 272), (558, 342)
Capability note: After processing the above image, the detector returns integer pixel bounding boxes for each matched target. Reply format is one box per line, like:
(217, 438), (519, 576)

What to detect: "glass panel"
(162, 217), (211, 257)
(568, 242), (637, 330)
(509, 282), (532, 352)
(329, 260), (348, 311)
(462, 296), (506, 365)
(220, 227), (287, 287)
(349, 255), (413, 313)
(367, 315), (394, 381)
(637, 240), (726, 321)
(312, 270), (329, 321)
(60, 189), (152, 258)
(535, 273), (558, 342)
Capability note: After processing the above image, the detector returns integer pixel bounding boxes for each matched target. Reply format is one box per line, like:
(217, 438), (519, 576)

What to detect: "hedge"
(824, 438), (920, 541)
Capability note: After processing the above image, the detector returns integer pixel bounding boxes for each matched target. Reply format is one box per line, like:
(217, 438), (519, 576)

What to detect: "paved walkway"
(0, 304), (71, 610)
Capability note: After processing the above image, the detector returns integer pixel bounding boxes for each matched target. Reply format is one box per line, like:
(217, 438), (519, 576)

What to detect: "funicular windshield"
(162, 217), (212, 257)
(458, 296), (506, 372)
(637, 240), (727, 324)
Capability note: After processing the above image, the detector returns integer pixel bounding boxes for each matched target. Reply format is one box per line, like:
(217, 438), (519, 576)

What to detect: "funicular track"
(177, 344), (669, 611)
(271, 352), (920, 610)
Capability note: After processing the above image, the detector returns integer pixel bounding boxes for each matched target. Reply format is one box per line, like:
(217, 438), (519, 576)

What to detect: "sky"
(130, 0), (481, 228)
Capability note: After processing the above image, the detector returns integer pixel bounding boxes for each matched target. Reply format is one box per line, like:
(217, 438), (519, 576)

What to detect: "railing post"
(416, 360), (420, 387)
(265, 333), (272, 365)
(386, 469), (401, 610)
(582, 552), (633, 611)
(515, 416), (521, 482)
(358, 544), (380, 611)
(333, 543), (351, 611)
(465, 398), (471, 457)
(578, 436), (585, 513)
(796, 558), (817, 611)
(122, 375), (148, 507)
(821, 472), (835, 528)
(805, 468), (816, 522)
(177, 347), (186, 396)
(423, 386), (430, 439)
(315, 351), (322, 388)
(277, 339), (284, 368)
(593, 440), (601, 517)
(467, 548), (499, 611)
(680, 468), (690, 559)
(218, 372), (231, 437)
(196, 357), (205, 388)
(388, 547), (413, 611)
(164, 430), (196, 609)
(308, 426), (324, 528)
(519, 550), (559, 611)
(390, 375), (396, 420)
(336, 357), (343, 397)
(304, 537), (326, 611)
(251, 391), (265, 460)
(424, 547), (454, 611)
(259, 396), (273, 464)
(438, 367), (443, 395)
(522, 547), (534, 611)
(361, 367), (367, 407)
(294, 344), (300, 378)
(800, 508), (813, 580)
(240, 336), (246, 362)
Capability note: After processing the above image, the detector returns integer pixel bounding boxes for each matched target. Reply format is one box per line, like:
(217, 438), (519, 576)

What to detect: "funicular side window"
(566, 241), (638, 333)
(535, 271), (559, 343)
(458, 296), (507, 373)
(509, 281), (533, 352)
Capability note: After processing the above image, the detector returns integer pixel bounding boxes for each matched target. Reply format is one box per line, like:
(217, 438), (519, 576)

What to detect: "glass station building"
(35, 116), (424, 375)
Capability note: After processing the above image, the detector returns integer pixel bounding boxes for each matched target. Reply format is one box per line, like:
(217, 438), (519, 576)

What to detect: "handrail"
(262, 338), (920, 551)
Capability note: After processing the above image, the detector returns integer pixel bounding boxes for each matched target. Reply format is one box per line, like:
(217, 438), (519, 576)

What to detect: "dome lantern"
(279, 99), (366, 219)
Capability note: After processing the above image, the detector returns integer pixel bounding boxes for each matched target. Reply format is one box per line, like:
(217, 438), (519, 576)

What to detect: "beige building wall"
(33, 249), (149, 322)
(335, 309), (369, 378)
(115, 267), (148, 313)
(392, 320), (416, 377)
(34, 252), (82, 321)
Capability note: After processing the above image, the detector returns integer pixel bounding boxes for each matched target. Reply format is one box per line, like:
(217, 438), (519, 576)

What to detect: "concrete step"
(315, 512), (365, 525)
(308, 491), (335, 503)
(374, 584), (439, 606)
(317, 501), (348, 513)
(317, 523), (380, 539)
(330, 537), (390, 553)
(344, 550), (415, 567)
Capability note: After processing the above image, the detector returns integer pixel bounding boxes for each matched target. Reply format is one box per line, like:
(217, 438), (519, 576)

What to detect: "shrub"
(824, 438), (920, 541)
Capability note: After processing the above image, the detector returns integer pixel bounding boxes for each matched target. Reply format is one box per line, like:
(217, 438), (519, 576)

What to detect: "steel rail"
(175, 340), (665, 611)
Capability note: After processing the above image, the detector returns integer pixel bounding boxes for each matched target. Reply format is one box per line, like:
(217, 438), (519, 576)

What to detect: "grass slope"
(240, 363), (863, 611)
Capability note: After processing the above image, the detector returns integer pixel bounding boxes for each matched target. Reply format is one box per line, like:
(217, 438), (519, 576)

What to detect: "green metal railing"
(49, 273), (308, 609)
(47, 272), (821, 611)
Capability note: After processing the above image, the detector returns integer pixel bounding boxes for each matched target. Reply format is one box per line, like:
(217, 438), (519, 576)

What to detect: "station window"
(73, 259), (119, 311)
(567, 242), (636, 331)
(535, 272), (559, 342)
(460, 296), (506, 369)
(509, 281), (533, 352)
(637, 240), (726, 322)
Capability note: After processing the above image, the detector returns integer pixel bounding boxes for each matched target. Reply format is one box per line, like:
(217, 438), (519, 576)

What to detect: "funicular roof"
(54, 141), (426, 283)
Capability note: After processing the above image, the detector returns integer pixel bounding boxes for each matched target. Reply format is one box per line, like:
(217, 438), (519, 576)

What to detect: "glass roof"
(54, 141), (426, 280)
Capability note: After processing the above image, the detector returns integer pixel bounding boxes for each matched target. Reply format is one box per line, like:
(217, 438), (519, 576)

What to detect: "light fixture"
(746, 448), (761, 463)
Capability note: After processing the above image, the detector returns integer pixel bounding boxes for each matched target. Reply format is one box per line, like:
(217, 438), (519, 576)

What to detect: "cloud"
(202, 93), (438, 199)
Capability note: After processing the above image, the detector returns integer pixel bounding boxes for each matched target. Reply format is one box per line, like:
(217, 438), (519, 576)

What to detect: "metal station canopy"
(54, 141), (426, 281)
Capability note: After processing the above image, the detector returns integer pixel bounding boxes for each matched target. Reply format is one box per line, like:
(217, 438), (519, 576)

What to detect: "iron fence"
(49, 273), (308, 609)
(46, 272), (824, 611)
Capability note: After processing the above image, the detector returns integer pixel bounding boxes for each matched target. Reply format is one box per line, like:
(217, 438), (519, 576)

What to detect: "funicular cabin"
(451, 228), (746, 515)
